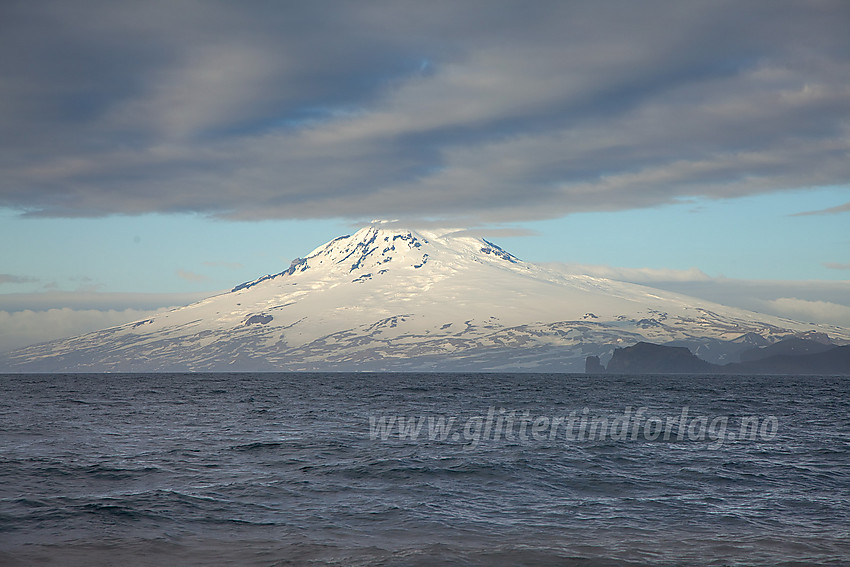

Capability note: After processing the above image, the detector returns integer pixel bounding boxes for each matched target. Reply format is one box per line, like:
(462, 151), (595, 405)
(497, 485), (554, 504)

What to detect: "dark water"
(1, 373), (849, 566)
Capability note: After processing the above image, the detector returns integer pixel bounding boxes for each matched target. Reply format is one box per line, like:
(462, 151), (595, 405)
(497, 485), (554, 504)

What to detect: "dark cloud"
(1, 0), (849, 221)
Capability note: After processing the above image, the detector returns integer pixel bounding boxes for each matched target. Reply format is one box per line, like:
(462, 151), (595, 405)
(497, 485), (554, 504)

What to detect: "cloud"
(546, 263), (850, 328)
(549, 263), (713, 283)
(823, 262), (850, 270)
(0, 274), (38, 284)
(1, 1), (850, 221)
(792, 202), (850, 216)
(639, 278), (850, 328)
(176, 269), (210, 282)
(443, 228), (539, 239)
(202, 261), (244, 269)
(757, 297), (850, 327)
(0, 290), (212, 352)
(104, 41), (281, 141)
(0, 307), (162, 353)
(0, 291), (213, 312)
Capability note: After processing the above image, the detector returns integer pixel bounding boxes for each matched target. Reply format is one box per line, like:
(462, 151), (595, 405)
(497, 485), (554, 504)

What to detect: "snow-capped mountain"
(3, 225), (848, 372)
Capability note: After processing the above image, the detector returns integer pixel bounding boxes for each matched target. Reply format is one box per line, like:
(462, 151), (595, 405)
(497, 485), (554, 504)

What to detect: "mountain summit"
(3, 225), (848, 372)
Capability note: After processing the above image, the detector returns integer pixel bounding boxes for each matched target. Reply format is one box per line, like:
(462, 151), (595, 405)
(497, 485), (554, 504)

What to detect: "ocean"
(1, 372), (848, 566)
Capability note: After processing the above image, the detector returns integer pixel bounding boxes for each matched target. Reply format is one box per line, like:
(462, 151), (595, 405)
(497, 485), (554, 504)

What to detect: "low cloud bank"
(0, 291), (213, 353)
(0, 307), (162, 353)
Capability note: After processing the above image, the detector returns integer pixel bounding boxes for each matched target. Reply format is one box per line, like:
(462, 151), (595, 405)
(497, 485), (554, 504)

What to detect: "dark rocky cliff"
(605, 342), (715, 374)
(587, 340), (849, 375)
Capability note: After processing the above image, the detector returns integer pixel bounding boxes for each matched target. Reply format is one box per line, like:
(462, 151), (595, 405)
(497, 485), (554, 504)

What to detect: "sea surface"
(1, 372), (849, 566)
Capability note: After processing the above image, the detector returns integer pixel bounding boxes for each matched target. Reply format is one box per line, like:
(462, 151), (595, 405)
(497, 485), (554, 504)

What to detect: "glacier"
(2, 225), (848, 372)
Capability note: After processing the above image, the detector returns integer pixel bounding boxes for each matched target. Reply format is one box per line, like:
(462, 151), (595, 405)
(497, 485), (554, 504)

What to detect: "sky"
(1, 0), (849, 352)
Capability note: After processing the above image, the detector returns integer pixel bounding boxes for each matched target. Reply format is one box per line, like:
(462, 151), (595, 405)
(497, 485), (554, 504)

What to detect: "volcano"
(3, 225), (848, 372)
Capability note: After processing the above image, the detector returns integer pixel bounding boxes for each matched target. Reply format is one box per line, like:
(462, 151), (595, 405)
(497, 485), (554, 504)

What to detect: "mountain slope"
(3, 225), (848, 372)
